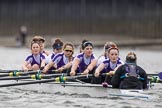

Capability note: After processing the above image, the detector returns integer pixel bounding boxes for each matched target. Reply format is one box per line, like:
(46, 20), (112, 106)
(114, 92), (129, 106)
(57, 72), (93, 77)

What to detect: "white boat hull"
(4, 79), (150, 99)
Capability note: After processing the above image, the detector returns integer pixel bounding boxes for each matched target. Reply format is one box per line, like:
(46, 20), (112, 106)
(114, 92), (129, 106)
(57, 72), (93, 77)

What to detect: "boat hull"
(4, 80), (150, 99)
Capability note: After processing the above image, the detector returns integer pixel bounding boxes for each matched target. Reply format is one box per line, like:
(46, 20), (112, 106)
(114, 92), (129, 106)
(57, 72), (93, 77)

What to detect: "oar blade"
(158, 72), (162, 80)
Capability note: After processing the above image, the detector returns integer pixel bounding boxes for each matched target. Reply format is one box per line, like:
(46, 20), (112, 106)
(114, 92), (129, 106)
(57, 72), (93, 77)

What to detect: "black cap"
(126, 52), (137, 63)
(53, 43), (62, 49)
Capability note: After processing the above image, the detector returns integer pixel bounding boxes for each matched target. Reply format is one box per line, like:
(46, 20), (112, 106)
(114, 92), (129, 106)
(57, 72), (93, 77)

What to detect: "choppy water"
(0, 46), (162, 108)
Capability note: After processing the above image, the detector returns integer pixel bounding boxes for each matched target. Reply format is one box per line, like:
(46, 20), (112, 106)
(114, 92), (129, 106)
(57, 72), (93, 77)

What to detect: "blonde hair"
(104, 41), (117, 51)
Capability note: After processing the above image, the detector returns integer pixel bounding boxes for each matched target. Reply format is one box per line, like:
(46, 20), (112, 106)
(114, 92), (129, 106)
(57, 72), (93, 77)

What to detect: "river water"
(0, 46), (162, 108)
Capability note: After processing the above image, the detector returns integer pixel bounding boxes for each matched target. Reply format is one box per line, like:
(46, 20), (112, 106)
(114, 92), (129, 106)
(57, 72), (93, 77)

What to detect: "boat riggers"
(148, 76), (162, 83)
(147, 72), (162, 83)
(0, 74), (93, 87)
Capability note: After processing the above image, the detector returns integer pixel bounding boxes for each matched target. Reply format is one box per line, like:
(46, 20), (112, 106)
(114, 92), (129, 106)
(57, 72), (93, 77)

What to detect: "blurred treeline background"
(0, 0), (162, 45)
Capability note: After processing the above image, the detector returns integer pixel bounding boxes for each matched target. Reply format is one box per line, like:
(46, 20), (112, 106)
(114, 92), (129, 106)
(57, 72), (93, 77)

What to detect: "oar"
(0, 70), (57, 77)
(103, 71), (162, 77)
(0, 69), (32, 73)
(0, 74), (92, 87)
(147, 72), (162, 83)
(61, 82), (113, 88)
(148, 72), (162, 83)
(0, 71), (89, 81)
(147, 72), (162, 78)
(0, 70), (40, 77)
(0, 73), (67, 80)
(103, 71), (162, 80)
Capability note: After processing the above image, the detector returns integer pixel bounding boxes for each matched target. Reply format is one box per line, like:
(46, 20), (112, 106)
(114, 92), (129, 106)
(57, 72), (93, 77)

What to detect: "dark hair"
(81, 39), (89, 50)
(52, 38), (64, 49)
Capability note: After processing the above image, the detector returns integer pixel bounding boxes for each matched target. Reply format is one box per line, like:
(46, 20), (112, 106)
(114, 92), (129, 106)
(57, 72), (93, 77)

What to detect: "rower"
(46, 38), (64, 64)
(111, 52), (148, 89)
(93, 46), (124, 85)
(70, 41), (97, 83)
(32, 35), (49, 57)
(22, 41), (46, 71)
(43, 42), (74, 74)
(97, 41), (118, 66)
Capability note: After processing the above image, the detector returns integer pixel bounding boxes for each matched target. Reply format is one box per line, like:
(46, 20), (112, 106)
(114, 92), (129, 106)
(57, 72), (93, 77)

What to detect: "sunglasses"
(65, 50), (72, 52)
(55, 48), (62, 50)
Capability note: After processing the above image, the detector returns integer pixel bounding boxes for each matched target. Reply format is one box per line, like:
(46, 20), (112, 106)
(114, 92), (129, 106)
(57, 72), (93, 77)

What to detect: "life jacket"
(120, 63), (144, 81)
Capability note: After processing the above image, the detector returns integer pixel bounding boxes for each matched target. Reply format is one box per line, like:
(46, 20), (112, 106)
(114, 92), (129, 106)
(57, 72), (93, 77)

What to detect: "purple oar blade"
(158, 72), (162, 80)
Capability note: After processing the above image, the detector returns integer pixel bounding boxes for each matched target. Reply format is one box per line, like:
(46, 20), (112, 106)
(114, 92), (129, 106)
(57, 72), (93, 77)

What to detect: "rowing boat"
(0, 71), (158, 99)
(3, 79), (150, 99)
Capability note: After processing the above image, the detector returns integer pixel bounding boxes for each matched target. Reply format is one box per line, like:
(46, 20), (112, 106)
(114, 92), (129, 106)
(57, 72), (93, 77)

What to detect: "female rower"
(22, 41), (46, 71)
(47, 38), (64, 64)
(97, 41), (117, 65)
(43, 42), (74, 74)
(32, 35), (49, 56)
(93, 46), (124, 85)
(97, 41), (118, 74)
(111, 52), (148, 89)
(70, 41), (97, 83)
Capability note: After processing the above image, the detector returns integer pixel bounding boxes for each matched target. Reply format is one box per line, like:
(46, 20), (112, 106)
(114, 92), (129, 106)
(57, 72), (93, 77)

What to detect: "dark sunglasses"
(65, 50), (72, 52)
(55, 48), (62, 50)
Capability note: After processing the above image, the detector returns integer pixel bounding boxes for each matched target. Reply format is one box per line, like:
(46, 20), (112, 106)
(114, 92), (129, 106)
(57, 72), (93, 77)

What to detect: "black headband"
(83, 41), (93, 49)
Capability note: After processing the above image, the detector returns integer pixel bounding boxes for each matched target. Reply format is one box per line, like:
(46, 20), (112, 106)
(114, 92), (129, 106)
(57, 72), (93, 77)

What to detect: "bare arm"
(57, 61), (72, 72)
(82, 59), (97, 75)
(94, 63), (105, 77)
(108, 64), (122, 76)
(40, 59), (46, 68)
(22, 61), (29, 72)
(70, 58), (80, 76)
(43, 61), (54, 74)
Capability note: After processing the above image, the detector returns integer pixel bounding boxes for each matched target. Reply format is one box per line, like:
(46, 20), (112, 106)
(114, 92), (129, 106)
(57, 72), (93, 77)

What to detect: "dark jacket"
(111, 64), (148, 89)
